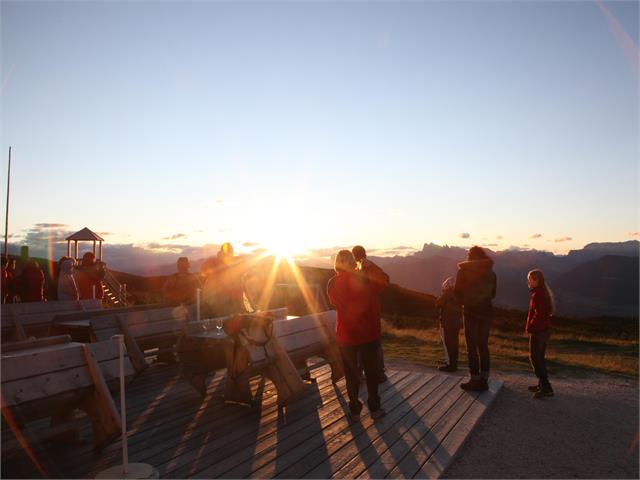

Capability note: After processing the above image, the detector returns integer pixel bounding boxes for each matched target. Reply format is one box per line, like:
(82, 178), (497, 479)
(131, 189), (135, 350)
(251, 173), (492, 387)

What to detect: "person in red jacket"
(327, 249), (386, 422)
(18, 260), (45, 302)
(76, 252), (105, 300)
(352, 245), (390, 383)
(526, 269), (554, 398)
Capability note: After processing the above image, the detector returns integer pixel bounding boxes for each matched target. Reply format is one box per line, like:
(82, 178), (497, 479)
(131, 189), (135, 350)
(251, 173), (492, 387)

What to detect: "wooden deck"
(2, 362), (502, 479)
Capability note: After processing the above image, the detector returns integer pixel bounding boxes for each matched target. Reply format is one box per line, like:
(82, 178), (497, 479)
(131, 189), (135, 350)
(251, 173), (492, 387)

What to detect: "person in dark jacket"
(18, 260), (45, 302)
(162, 256), (201, 306)
(436, 277), (462, 372)
(77, 252), (106, 300)
(526, 269), (554, 398)
(454, 246), (496, 391)
(327, 249), (386, 422)
(352, 245), (390, 383)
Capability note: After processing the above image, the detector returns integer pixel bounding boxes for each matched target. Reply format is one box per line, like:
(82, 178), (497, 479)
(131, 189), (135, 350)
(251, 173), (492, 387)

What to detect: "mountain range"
(368, 241), (639, 317)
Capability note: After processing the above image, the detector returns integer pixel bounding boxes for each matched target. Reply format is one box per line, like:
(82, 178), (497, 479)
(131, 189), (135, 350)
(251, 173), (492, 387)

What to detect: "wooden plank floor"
(1, 362), (502, 479)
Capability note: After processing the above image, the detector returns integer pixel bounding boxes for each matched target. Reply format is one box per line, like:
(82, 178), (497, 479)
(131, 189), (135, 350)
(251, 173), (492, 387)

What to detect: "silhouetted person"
(526, 269), (554, 398)
(77, 252), (106, 300)
(3, 257), (17, 303)
(455, 246), (496, 391)
(19, 260), (45, 302)
(202, 243), (248, 316)
(162, 256), (201, 306)
(328, 250), (386, 422)
(1, 257), (11, 303)
(57, 257), (79, 301)
(352, 245), (390, 383)
(435, 277), (462, 372)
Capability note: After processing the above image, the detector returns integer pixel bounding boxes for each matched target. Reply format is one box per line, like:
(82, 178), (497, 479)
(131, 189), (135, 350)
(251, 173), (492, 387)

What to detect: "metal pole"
(4, 147), (11, 258)
(196, 288), (201, 321)
(114, 334), (128, 476)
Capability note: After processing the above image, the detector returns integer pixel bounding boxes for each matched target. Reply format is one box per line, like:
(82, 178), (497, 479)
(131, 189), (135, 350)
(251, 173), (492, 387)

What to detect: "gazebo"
(65, 227), (104, 261)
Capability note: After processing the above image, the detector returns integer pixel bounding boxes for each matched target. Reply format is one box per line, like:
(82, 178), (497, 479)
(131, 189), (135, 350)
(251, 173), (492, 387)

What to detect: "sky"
(1, 0), (639, 263)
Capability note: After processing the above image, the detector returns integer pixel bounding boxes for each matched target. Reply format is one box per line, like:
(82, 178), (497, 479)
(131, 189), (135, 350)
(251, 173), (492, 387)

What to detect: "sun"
(262, 234), (305, 261)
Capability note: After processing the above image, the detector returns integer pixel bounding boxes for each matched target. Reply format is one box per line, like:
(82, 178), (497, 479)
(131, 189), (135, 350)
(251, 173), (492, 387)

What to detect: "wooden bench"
(50, 304), (198, 374)
(178, 309), (343, 406)
(1, 334), (135, 452)
(1, 299), (103, 342)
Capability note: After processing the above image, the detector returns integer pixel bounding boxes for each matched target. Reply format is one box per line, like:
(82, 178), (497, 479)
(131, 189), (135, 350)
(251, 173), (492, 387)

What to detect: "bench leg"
(182, 372), (208, 397)
(80, 345), (122, 450)
(293, 358), (313, 382)
(223, 371), (254, 406)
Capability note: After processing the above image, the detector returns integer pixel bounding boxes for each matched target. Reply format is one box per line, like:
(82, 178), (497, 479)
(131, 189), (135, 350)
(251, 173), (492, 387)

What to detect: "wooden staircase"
(101, 270), (128, 307)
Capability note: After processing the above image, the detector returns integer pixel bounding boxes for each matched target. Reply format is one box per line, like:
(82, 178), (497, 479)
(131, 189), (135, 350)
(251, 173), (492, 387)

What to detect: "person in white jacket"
(57, 257), (79, 301)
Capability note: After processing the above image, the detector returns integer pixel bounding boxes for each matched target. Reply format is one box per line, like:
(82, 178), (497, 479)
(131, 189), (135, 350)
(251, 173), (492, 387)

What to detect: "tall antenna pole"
(4, 146), (11, 258)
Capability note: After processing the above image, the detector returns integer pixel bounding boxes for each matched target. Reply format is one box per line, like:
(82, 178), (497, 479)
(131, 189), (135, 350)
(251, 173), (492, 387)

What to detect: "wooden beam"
(80, 344), (121, 449)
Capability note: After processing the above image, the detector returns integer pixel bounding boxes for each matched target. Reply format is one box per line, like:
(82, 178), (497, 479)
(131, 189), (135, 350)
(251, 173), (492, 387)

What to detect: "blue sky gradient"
(1, 0), (638, 257)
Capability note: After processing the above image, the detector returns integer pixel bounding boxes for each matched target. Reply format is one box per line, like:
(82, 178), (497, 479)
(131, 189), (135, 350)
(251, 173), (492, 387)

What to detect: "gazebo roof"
(65, 227), (104, 242)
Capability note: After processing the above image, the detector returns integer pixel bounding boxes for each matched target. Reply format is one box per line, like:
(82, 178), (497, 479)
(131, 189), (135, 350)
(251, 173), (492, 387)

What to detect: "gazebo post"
(93, 240), (96, 258)
(67, 240), (70, 257)
(74, 240), (78, 260)
(99, 241), (103, 261)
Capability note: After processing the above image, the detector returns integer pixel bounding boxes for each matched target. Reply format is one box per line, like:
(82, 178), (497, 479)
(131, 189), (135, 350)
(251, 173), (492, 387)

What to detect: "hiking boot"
(528, 384), (541, 392)
(371, 409), (387, 420)
(348, 411), (361, 422)
(438, 364), (458, 373)
(460, 378), (489, 391)
(534, 385), (554, 399)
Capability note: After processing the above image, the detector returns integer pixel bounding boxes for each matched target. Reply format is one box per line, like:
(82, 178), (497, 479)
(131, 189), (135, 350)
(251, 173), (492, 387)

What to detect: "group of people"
(328, 244), (555, 423)
(161, 242), (249, 316)
(0, 252), (107, 303)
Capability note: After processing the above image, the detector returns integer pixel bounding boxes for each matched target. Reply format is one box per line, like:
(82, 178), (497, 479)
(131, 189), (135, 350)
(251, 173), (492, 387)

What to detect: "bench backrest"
(1, 299), (103, 339)
(1, 337), (134, 408)
(241, 310), (337, 364)
(52, 303), (163, 323)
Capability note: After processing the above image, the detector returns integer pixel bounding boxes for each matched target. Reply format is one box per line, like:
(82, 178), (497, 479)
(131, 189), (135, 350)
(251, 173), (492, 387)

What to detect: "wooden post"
(67, 240), (70, 257)
(116, 316), (147, 374)
(92, 240), (96, 257)
(74, 240), (78, 260)
(80, 344), (122, 449)
(99, 241), (102, 261)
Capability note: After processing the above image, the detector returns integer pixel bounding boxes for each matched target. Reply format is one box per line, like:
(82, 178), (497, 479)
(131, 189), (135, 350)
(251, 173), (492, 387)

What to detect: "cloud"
(242, 242), (260, 247)
(144, 242), (189, 253)
(483, 243), (499, 247)
(629, 232), (640, 237)
(162, 233), (187, 240)
(96, 232), (112, 236)
(496, 235), (503, 240)
(33, 223), (69, 228)
(460, 233), (470, 239)
(529, 234), (543, 239)
(554, 236), (573, 242)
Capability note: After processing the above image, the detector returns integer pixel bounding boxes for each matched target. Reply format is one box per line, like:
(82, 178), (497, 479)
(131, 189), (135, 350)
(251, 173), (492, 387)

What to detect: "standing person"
(526, 269), (554, 398)
(1, 257), (10, 303)
(57, 257), (79, 301)
(202, 243), (249, 316)
(327, 250), (386, 422)
(77, 252), (106, 300)
(18, 260), (45, 302)
(454, 246), (496, 391)
(162, 256), (201, 306)
(4, 257), (17, 303)
(436, 277), (462, 372)
(352, 245), (390, 383)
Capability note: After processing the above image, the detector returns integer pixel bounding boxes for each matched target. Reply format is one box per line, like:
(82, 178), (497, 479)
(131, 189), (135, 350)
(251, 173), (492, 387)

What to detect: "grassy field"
(381, 309), (639, 379)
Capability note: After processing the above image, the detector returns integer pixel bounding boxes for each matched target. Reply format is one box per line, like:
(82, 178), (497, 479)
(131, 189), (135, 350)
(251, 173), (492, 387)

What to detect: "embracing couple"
(327, 246), (389, 422)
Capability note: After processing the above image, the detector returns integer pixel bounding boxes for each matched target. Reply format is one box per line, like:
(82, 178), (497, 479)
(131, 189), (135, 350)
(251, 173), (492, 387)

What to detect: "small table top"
(187, 329), (229, 341)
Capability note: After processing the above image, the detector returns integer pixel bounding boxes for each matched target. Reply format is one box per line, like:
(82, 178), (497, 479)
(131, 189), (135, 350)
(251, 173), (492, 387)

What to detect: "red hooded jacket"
(525, 286), (552, 333)
(327, 271), (379, 346)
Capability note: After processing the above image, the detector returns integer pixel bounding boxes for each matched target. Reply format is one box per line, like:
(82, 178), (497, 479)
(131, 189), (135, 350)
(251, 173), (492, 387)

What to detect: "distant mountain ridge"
(369, 241), (639, 318)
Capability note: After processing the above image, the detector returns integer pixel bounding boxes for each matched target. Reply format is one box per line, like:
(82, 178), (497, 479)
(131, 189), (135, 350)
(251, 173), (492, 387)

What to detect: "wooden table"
(176, 328), (232, 396)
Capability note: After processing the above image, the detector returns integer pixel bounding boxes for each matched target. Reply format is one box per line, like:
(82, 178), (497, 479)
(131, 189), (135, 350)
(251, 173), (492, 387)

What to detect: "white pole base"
(95, 463), (158, 479)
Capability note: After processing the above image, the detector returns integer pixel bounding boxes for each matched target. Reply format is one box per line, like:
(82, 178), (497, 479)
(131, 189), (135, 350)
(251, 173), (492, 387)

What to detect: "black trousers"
(463, 306), (493, 379)
(339, 339), (381, 414)
(529, 329), (551, 385)
(440, 327), (460, 367)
